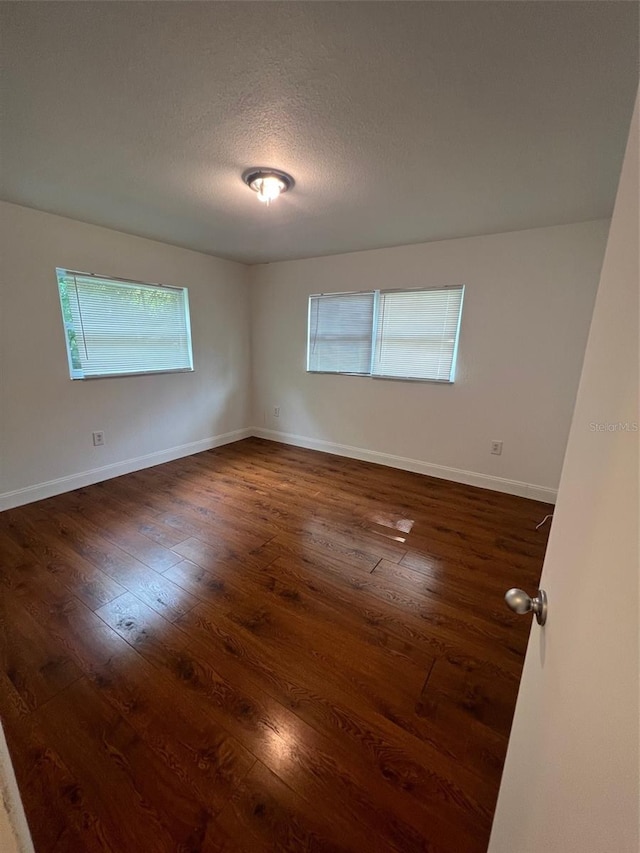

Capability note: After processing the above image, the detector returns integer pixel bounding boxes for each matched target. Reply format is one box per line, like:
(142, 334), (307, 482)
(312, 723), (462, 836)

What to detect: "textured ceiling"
(1, 1), (638, 264)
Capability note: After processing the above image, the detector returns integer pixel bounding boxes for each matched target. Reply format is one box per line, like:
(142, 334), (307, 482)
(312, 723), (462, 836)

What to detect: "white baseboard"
(0, 428), (252, 512)
(0, 425), (556, 511)
(252, 427), (557, 504)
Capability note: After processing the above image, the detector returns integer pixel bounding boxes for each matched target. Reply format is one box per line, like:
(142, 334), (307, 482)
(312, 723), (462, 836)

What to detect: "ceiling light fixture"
(242, 168), (294, 206)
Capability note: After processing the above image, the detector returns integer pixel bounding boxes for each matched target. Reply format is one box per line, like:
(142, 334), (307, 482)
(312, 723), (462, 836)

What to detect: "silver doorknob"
(505, 588), (548, 626)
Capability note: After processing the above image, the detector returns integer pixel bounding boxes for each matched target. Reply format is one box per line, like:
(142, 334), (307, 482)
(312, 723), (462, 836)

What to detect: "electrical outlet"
(490, 440), (503, 456)
(92, 430), (105, 447)
(274, 406), (280, 418)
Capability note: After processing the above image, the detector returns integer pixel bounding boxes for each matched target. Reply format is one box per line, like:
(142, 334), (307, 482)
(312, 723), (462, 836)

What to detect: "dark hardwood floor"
(0, 437), (551, 852)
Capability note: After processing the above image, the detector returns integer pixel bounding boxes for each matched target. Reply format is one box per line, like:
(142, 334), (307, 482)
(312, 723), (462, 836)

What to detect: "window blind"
(307, 292), (375, 374)
(372, 287), (464, 382)
(56, 269), (194, 379)
(307, 286), (464, 382)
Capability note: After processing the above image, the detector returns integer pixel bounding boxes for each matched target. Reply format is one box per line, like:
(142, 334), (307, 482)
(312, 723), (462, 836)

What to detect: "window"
(307, 291), (375, 374)
(56, 269), (194, 379)
(307, 286), (464, 382)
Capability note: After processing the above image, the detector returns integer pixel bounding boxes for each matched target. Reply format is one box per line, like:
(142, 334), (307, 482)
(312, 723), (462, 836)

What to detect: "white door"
(489, 93), (639, 853)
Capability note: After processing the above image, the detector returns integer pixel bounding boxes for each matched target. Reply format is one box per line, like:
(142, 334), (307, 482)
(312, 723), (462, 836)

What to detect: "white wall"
(250, 221), (608, 500)
(0, 204), (610, 509)
(489, 94), (638, 853)
(0, 202), (251, 509)
(0, 724), (34, 853)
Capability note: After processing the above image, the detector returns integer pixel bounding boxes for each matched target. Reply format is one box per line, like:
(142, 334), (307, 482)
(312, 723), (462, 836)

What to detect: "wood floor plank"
(0, 559), (139, 673)
(264, 552), (526, 672)
(44, 510), (199, 621)
(216, 440), (549, 537)
(0, 437), (550, 852)
(88, 649), (257, 816)
(215, 760), (377, 853)
(0, 593), (82, 710)
(261, 530), (382, 572)
(389, 549), (538, 598)
(58, 483), (190, 548)
(177, 601), (496, 841)
(48, 489), (185, 572)
(0, 673), (110, 853)
(33, 677), (213, 852)
(0, 509), (126, 611)
(170, 564), (432, 729)
(281, 550), (523, 652)
(165, 556), (433, 675)
(97, 587), (481, 851)
(3, 579), (257, 818)
(421, 655), (522, 735)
